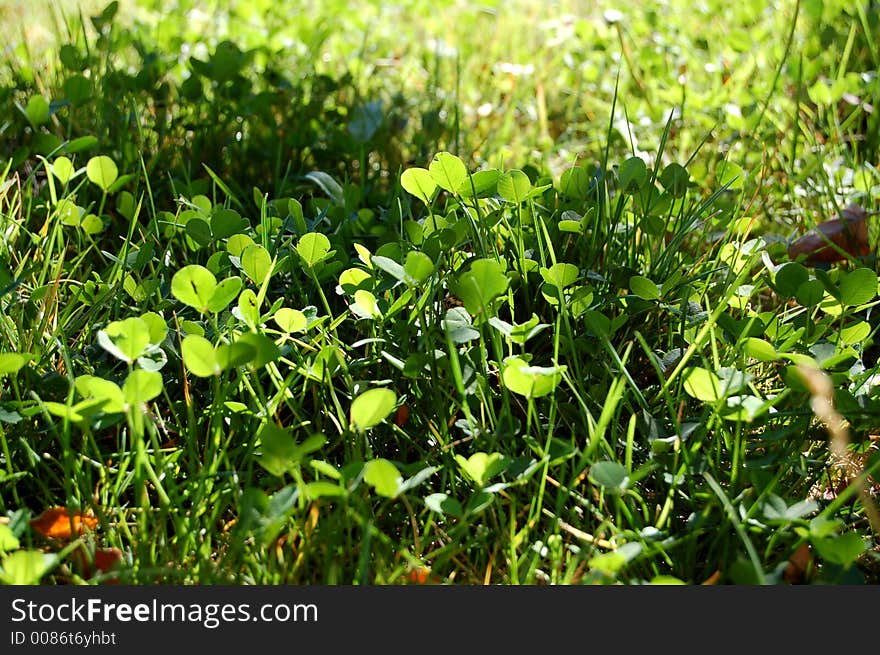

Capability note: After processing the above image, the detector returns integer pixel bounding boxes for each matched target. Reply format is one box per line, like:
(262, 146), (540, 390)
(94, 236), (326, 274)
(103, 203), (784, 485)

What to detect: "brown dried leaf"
(783, 543), (813, 584)
(71, 546), (123, 582)
(788, 204), (869, 264)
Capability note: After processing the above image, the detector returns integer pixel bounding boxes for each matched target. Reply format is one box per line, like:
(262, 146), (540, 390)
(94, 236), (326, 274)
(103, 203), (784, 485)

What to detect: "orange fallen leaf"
(406, 566), (442, 584)
(30, 507), (99, 540)
(788, 204), (870, 265)
(406, 566), (433, 584)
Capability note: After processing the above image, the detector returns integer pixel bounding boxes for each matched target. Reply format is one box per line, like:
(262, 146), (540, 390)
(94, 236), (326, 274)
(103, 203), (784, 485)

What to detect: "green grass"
(0, 0), (878, 585)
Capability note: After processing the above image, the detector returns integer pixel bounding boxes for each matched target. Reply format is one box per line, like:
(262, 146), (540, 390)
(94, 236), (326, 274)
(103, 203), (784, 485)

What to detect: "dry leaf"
(788, 204), (870, 265)
(30, 507), (99, 540)
(783, 543), (813, 584)
(71, 546), (123, 582)
(93, 547), (123, 573)
(394, 404), (410, 427)
(406, 566), (437, 584)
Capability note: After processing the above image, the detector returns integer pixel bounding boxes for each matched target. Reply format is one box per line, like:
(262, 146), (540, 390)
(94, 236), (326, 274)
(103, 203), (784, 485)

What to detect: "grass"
(0, 0), (878, 585)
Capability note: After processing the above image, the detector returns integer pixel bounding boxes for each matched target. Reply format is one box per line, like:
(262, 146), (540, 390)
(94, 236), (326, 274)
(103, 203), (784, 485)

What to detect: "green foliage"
(363, 459), (403, 498)
(171, 265), (242, 314)
(86, 156), (118, 192)
(449, 258), (509, 317)
(0, 551), (59, 585)
(501, 357), (566, 399)
(400, 168), (437, 205)
(1, 0), (878, 587)
(350, 388), (397, 431)
(429, 152), (468, 194)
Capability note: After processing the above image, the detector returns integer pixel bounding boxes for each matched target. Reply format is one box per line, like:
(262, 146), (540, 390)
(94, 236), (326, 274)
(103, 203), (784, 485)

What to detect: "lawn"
(0, 0), (878, 585)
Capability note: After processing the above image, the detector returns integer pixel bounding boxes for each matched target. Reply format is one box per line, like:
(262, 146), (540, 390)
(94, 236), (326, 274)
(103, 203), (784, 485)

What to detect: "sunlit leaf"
(181, 335), (220, 377)
(351, 289), (381, 319)
(51, 156), (76, 185)
(0, 524), (19, 552)
(25, 95), (50, 126)
(403, 251), (435, 286)
(744, 338), (777, 362)
(682, 367), (723, 402)
(204, 276), (240, 314)
(171, 265), (217, 313)
(97, 317), (150, 363)
(455, 452), (508, 488)
(351, 387), (397, 431)
(75, 375), (125, 414)
(364, 458), (403, 498)
(649, 575), (686, 585)
(457, 169), (500, 198)
(297, 232), (332, 268)
(236, 289), (259, 327)
(629, 275), (660, 301)
(502, 356), (565, 399)
(122, 369), (163, 406)
(497, 169), (532, 204)
(86, 155), (118, 192)
(0, 353), (29, 375)
(338, 268), (373, 294)
(274, 308), (307, 333)
(489, 314), (550, 345)
(43, 402), (86, 423)
(80, 213), (104, 234)
(429, 152), (467, 193)
(139, 312), (167, 345)
(839, 321), (871, 345)
(240, 244), (273, 284)
(302, 482), (347, 499)
(400, 168), (437, 205)
(54, 198), (80, 226)
(0, 551), (58, 585)
(227, 234), (255, 257)
(540, 262), (579, 289)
